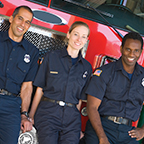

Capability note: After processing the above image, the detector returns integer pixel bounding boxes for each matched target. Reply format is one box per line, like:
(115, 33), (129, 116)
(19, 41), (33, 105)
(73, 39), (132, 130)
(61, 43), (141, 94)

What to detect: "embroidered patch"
(24, 54), (30, 63)
(40, 58), (44, 64)
(93, 69), (102, 76)
(83, 71), (88, 78)
(142, 78), (144, 86)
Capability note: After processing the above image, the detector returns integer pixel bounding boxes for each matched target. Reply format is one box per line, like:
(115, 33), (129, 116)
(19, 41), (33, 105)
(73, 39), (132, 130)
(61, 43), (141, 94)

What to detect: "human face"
(120, 38), (142, 73)
(9, 8), (32, 42)
(67, 25), (88, 52)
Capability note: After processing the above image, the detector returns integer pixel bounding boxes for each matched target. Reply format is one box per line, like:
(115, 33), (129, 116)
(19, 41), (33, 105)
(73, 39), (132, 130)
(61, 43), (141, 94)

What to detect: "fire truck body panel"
(1, 0), (144, 135)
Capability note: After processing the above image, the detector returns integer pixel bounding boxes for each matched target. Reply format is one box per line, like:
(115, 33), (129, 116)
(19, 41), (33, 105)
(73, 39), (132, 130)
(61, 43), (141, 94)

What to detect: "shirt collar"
(61, 47), (84, 63)
(0, 30), (28, 51)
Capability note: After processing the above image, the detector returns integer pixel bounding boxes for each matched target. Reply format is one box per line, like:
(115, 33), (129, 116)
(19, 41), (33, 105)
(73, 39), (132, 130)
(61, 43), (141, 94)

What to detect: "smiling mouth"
(75, 42), (81, 46)
(17, 27), (24, 32)
(128, 57), (134, 61)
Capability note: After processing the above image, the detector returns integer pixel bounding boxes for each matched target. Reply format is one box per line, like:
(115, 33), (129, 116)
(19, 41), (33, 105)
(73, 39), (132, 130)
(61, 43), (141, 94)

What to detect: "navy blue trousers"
(82, 117), (139, 144)
(0, 94), (21, 144)
(34, 101), (81, 144)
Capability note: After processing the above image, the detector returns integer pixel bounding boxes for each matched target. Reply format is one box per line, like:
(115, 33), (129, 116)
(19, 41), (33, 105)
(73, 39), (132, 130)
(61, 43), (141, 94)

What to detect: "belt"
(41, 97), (75, 107)
(0, 89), (20, 97)
(102, 116), (132, 126)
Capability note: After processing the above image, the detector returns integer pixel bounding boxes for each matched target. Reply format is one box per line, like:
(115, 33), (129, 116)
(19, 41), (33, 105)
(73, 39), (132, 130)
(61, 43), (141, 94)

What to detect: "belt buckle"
(0, 89), (6, 95)
(114, 117), (121, 124)
(58, 101), (65, 106)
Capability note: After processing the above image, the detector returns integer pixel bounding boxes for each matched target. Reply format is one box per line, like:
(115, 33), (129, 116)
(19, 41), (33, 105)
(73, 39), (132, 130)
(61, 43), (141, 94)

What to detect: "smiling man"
(81, 32), (144, 144)
(0, 6), (39, 144)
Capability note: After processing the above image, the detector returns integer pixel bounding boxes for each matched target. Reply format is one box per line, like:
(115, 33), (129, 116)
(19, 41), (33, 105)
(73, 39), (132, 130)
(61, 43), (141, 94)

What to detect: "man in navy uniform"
(0, 6), (39, 144)
(83, 32), (144, 144)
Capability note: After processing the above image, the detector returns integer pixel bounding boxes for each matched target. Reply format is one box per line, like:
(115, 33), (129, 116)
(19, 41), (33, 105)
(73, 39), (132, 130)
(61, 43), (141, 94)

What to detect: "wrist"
(21, 111), (29, 118)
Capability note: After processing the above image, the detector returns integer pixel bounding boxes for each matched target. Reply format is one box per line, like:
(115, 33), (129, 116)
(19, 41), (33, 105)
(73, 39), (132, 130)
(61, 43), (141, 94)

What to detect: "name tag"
(50, 71), (58, 74)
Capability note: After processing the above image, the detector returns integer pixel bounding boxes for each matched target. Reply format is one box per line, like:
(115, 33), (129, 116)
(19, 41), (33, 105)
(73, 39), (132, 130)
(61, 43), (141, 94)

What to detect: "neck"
(8, 28), (23, 42)
(123, 64), (135, 74)
(67, 47), (79, 58)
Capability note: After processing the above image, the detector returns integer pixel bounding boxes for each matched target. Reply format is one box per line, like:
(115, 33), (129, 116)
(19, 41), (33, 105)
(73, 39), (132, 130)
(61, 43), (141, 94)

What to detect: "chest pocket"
(17, 62), (30, 73)
(135, 86), (144, 105)
(77, 77), (86, 87)
(49, 71), (60, 78)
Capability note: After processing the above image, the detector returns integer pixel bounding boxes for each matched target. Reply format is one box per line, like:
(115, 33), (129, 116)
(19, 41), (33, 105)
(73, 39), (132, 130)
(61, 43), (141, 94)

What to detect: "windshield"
(51, 0), (144, 35)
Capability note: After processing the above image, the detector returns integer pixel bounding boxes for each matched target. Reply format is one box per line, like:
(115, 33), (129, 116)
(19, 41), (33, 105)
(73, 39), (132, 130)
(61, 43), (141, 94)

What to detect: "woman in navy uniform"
(29, 21), (92, 144)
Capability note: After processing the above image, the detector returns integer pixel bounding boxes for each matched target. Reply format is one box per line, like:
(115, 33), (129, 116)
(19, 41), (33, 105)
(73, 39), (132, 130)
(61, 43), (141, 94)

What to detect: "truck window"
(27, 0), (49, 6)
(50, 0), (144, 36)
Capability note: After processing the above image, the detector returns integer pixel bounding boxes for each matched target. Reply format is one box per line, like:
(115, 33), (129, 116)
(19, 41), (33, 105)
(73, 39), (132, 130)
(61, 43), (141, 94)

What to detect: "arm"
(87, 94), (110, 144)
(29, 87), (43, 124)
(20, 81), (33, 133)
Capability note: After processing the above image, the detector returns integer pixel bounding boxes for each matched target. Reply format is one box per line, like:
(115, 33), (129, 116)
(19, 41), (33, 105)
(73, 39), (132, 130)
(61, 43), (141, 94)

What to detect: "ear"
(66, 32), (70, 39)
(120, 45), (122, 53)
(9, 15), (13, 23)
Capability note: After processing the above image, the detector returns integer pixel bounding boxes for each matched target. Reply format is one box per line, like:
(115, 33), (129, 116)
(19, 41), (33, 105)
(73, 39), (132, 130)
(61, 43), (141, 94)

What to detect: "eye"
(135, 49), (140, 53)
(25, 21), (31, 25)
(18, 16), (23, 21)
(82, 36), (87, 39)
(126, 48), (130, 51)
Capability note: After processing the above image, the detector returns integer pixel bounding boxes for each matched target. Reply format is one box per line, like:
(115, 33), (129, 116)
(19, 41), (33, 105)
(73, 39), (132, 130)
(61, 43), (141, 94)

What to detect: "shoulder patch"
(93, 69), (102, 76)
(40, 57), (44, 64)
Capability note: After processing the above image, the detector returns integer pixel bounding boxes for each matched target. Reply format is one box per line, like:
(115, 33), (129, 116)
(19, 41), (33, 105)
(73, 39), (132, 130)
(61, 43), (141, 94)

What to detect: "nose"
(21, 20), (25, 27)
(77, 36), (81, 42)
(129, 50), (135, 57)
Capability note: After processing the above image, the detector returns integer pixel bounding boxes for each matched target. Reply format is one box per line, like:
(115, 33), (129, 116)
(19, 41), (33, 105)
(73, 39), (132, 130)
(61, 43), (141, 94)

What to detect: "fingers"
(21, 119), (33, 133)
(128, 128), (143, 141)
(128, 130), (137, 138)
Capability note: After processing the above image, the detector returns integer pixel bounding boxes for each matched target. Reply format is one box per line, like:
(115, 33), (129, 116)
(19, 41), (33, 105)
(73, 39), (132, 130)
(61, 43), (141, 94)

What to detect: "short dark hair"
(69, 21), (90, 37)
(12, 5), (33, 21)
(122, 32), (143, 50)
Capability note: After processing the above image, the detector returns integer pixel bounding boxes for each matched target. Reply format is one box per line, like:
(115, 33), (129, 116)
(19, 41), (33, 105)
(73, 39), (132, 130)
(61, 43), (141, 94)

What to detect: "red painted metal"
(1, 0), (143, 130)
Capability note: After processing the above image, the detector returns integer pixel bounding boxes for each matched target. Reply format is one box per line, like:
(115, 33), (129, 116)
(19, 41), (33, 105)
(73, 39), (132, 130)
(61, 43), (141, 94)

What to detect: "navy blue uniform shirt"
(86, 58), (144, 121)
(0, 31), (39, 94)
(33, 47), (92, 104)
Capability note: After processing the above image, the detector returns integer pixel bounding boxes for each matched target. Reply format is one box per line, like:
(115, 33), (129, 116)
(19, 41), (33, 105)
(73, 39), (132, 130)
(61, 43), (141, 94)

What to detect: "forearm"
(29, 87), (43, 119)
(87, 95), (109, 143)
(20, 82), (33, 132)
(20, 82), (33, 112)
(87, 106), (108, 142)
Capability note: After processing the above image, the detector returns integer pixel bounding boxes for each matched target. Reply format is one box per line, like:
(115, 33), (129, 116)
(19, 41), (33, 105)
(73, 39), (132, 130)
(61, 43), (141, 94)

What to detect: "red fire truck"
(0, 0), (144, 143)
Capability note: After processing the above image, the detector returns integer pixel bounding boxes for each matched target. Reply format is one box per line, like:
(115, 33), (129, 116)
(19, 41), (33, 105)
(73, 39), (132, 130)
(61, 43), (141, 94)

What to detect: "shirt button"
(24, 70), (26, 72)
(13, 49), (15, 51)
(7, 68), (9, 71)
(10, 58), (12, 60)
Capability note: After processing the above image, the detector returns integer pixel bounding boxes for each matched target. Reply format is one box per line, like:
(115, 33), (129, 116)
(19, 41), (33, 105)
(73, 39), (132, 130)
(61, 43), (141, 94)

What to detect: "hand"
(21, 115), (33, 133)
(128, 128), (144, 141)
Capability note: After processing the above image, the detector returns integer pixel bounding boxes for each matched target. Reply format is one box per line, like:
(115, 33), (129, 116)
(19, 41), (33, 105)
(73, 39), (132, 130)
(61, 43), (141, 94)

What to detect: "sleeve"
(85, 69), (107, 100)
(33, 53), (49, 88)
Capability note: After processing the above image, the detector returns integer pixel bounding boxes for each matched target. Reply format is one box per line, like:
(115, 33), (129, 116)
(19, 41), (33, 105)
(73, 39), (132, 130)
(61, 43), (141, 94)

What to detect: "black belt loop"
(0, 89), (20, 97)
(102, 115), (132, 126)
(41, 96), (75, 107)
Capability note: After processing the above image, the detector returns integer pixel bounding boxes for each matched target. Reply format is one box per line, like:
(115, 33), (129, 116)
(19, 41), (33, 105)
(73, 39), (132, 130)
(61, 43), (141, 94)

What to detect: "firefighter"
(82, 32), (144, 144)
(0, 6), (39, 144)
(28, 21), (92, 144)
